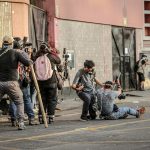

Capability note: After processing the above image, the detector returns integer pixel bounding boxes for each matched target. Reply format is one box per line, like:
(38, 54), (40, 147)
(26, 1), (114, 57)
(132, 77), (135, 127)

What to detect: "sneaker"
(18, 121), (26, 130)
(48, 117), (54, 124)
(136, 107), (146, 118)
(80, 116), (88, 121)
(87, 115), (97, 120)
(29, 118), (39, 126)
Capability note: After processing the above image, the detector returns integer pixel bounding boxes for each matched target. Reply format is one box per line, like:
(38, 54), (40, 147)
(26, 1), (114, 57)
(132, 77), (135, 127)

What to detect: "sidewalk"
(0, 89), (150, 122)
(57, 89), (150, 111)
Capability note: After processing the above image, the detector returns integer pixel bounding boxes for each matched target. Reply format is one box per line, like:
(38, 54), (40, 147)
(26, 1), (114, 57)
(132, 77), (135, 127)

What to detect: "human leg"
(47, 87), (57, 123)
(89, 95), (97, 119)
(6, 81), (25, 130)
(22, 85), (38, 125)
(9, 101), (17, 126)
(30, 85), (37, 109)
(111, 107), (138, 119)
(138, 73), (145, 91)
(77, 91), (91, 120)
(38, 86), (47, 124)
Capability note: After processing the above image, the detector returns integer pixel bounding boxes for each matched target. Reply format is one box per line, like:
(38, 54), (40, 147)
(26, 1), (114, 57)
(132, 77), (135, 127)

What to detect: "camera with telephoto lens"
(118, 93), (126, 100)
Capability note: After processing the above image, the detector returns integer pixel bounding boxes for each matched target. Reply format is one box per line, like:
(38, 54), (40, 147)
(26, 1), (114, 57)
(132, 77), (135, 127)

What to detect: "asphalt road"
(0, 99), (150, 150)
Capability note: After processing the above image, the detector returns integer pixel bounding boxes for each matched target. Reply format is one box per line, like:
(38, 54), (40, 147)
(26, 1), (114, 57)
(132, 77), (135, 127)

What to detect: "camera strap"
(0, 48), (11, 58)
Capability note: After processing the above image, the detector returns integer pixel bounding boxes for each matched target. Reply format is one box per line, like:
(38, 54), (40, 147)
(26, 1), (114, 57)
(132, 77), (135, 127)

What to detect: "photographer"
(136, 54), (150, 91)
(97, 80), (145, 120)
(9, 40), (37, 127)
(34, 42), (61, 124)
(72, 60), (102, 121)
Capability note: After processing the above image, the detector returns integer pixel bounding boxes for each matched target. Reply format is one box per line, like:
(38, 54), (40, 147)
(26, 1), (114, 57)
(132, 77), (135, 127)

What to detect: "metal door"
(112, 27), (136, 91)
(29, 5), (47, 50)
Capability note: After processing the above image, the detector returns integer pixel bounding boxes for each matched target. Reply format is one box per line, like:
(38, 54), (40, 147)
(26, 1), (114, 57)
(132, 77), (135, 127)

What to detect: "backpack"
(134, 60), (139, 72)
(34, 54), (53, 81)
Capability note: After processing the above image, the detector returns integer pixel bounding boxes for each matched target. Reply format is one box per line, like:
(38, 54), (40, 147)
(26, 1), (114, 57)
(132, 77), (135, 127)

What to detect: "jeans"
(77, 91), (96, 119)
(9, 84), (34, 121)
(30, 85), (37, 109)
(0, 81), (24, 122)
(110, 107), (138, 119)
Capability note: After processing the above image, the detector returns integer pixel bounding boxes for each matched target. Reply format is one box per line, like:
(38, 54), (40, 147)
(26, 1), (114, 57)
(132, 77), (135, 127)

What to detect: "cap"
(3, 35), (13, 45)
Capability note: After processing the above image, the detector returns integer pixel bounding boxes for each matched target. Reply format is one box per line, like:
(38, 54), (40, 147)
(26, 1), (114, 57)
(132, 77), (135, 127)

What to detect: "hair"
(13, 41), (21, 49)
(35, 42), (50, 59)
(84, 60), (95, 68)
(141, 54), (147, 59)
(104, 81), (113, 89)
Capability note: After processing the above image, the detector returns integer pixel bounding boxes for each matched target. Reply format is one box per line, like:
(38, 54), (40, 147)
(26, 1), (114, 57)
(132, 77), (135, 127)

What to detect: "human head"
(13, 40), (21, 49)
(39, 42), (49, 53)
(2, 35), (13, 46)
(84, 60), (95, 73)
(104, 81), (113, 89)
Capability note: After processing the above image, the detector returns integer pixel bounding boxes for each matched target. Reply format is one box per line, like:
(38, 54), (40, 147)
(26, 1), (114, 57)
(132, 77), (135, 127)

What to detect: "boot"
(29, 118), (39, 126)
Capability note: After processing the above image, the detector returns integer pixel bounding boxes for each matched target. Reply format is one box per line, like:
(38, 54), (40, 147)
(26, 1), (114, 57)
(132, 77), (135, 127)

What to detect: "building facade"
(41, 0), (144, 90)
(1, 0), (148, 90)
(0, 0), (29, 46)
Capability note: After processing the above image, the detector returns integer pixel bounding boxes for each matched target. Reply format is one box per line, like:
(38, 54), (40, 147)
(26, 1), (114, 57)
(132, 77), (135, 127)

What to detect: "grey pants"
(0, 81), (24, 122)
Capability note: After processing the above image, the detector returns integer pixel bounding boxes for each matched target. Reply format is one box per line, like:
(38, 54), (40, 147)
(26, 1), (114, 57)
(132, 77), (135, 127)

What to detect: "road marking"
(0, 119), (150, 143)
(132, 101), (139, 103)
(0, 146), (19, 150)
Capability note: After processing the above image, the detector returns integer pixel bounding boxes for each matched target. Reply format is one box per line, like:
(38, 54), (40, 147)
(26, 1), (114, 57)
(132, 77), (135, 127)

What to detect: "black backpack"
(134, 60), (139, 72)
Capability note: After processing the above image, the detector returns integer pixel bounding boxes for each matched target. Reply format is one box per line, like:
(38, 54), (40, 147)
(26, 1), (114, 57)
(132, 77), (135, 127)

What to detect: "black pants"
(77, 91), (96, 119)
(38, 83), (57, 116)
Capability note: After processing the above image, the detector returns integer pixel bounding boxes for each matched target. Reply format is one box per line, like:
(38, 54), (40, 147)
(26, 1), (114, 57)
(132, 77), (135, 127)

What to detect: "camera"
(24, 42), (32, 47)
(118, 93), (126, 100)
(64, 54), (69, 59)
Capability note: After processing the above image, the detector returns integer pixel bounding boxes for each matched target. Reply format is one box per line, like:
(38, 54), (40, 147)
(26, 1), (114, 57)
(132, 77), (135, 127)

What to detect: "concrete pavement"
(0, 89), (150, 122)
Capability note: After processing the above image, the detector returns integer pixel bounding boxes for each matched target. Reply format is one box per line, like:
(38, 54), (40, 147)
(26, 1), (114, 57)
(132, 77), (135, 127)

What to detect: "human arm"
(48, 53), (61, 65)
(113, 78), (122, 97)
(72, 70), (84, 91)
(94, 77), (103, 87)
(16, 50), (33, 66)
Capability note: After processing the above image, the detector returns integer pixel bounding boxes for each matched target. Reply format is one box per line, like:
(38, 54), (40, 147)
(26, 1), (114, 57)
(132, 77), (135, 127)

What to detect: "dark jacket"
(0, 48), (32, 81)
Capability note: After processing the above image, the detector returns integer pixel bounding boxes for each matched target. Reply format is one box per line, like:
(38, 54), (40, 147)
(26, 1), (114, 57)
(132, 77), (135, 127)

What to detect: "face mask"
(2, 45), (9, 49)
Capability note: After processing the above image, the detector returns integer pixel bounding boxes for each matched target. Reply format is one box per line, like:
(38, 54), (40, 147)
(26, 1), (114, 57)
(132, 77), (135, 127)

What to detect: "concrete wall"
(12, 1), (29, 38)
(55, 0), (143, 28)
(55, 20), (112, 86)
